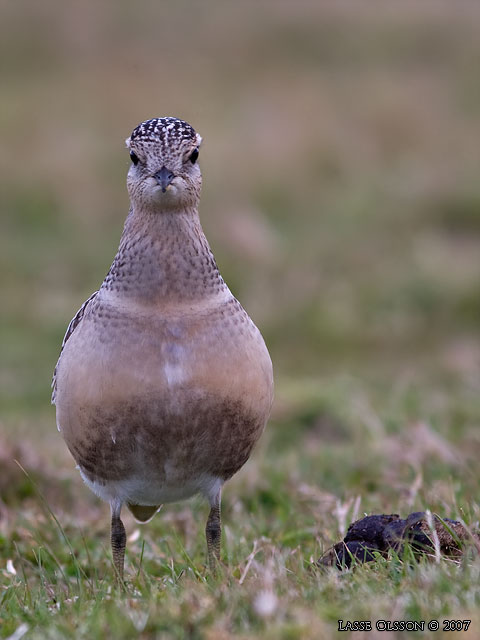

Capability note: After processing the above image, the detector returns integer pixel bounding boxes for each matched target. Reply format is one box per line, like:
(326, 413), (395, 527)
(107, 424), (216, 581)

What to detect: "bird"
(52, 117), (274, 581)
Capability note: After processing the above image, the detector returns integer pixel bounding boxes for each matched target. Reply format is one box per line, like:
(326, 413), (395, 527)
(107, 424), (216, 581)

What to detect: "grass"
(2, 1), (480, 637)
(2, 374), (480, 638)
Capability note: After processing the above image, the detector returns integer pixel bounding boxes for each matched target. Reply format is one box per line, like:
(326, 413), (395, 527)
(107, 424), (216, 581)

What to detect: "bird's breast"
(65, 295), (272, 400)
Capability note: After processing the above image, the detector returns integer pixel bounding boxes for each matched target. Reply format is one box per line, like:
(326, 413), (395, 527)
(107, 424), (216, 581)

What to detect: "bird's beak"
(153, 166), (175, 192)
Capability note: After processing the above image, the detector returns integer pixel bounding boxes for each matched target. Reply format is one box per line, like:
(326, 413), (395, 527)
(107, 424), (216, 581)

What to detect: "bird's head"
(125, 117), (203, 212)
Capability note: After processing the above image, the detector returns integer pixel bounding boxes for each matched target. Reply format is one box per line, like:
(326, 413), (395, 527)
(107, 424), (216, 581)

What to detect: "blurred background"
(1, 0), (480, 537)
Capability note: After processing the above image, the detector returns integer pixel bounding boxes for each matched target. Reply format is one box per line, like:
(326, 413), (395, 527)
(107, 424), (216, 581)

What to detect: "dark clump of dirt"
(319, 512), (480, 570)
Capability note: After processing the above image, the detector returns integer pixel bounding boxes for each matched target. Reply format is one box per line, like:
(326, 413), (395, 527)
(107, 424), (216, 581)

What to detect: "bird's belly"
(61, 387), (269, 492)
(79, 465), (223, 506)
(55, 308), (273, 499)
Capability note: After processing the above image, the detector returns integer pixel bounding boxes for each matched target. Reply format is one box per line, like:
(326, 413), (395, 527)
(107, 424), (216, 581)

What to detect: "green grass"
(2, 1), (480, 637)
(2, 374), (480, 638)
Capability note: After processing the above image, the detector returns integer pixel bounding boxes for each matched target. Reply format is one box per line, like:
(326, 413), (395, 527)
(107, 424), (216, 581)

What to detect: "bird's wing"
(51, 291), (99, 404)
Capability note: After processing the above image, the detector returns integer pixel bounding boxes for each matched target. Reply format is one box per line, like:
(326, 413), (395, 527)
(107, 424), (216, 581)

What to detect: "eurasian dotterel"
(52, 117), (274, 580)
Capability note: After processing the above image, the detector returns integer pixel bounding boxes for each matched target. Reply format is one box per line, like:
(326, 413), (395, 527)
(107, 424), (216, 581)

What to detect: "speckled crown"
(126, 117), (202, 156)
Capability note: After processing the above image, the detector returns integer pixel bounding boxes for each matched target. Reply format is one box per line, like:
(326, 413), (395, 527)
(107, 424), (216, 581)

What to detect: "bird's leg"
(110, 500), (126, 584)
(205, 488), (222, 573)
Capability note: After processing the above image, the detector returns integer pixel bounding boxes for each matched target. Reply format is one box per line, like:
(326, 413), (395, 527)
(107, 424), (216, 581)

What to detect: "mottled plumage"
(53, 117), (273, 579)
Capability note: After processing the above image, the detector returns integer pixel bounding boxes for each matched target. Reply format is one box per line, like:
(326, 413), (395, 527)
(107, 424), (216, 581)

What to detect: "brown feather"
(127, 503), (161, 522)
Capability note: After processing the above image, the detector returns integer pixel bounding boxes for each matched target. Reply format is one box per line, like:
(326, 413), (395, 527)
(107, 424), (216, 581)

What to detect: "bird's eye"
(130, 151), (139, 166)
(189, 148), (199, 164)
